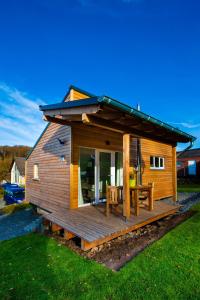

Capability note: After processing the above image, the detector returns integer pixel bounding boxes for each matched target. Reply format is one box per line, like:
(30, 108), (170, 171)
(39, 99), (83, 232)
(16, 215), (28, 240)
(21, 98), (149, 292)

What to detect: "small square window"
(33, 164), (39, 179)
(150, 156), (165, 170)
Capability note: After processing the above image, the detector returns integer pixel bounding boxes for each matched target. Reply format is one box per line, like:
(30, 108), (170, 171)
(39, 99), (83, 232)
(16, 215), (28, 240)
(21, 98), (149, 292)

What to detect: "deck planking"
(44, 201), (180, 246)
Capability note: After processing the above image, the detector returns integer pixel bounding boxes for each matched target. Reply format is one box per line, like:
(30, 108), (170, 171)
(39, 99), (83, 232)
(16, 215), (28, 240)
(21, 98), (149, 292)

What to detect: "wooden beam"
(172, 146), (177, 202)
(82, 113), (124, 134)
(64, 230), (75, 240)
(123, 134), (130, 219)
(43, 105), (101, 117)
(62, 115), (82, 121)
(51, 223), (62, 232)
(44, 115), (82, 126)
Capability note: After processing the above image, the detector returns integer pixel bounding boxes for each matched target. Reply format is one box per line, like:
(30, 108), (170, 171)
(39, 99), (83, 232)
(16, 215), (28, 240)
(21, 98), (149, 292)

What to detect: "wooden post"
(64, 230), (75, 240)
(134, 189), (139, 216)
(172, 145), (177, 202)
(123, 134), (130, 219)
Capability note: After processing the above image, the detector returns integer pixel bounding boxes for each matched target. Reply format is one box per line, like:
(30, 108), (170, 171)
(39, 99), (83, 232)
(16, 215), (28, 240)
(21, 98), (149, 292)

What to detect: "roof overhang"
(40, 96), (196, 145)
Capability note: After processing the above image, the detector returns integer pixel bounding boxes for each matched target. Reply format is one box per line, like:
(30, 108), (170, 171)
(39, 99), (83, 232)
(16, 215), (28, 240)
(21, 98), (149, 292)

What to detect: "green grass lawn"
(1, 205), (200, 300)
(178, 183), (200, 192)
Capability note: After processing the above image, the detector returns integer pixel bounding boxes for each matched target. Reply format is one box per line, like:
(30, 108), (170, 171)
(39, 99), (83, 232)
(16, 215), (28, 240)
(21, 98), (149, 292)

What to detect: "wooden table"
(118, 185), (154, 217)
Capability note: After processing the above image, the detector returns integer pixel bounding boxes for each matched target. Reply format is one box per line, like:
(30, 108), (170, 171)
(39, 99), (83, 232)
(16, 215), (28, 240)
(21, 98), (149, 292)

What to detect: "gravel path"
(0, 209), (42, 242)
(162, 192), (200, 212)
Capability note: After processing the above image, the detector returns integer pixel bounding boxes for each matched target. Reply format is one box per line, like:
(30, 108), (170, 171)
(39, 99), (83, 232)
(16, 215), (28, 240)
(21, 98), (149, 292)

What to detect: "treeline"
(0, 145), (31, 182)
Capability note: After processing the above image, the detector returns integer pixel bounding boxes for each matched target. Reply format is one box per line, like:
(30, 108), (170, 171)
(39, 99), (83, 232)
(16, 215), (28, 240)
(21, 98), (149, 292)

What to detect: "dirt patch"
(45, 210), (194, 271)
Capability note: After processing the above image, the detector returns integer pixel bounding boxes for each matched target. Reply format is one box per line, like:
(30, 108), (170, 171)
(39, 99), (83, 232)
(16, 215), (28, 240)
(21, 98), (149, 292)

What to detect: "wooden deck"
(44, 201), (180, 250)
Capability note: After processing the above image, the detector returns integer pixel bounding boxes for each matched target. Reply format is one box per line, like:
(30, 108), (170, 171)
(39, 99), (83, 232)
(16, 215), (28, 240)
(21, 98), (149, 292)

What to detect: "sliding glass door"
(79, 148), (95, 206)
(79, 148), (123, 206)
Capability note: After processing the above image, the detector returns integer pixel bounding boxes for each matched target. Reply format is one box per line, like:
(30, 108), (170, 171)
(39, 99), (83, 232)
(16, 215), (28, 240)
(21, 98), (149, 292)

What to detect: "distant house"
(10, 157), (26, 185)
(177, 148), (200, 178)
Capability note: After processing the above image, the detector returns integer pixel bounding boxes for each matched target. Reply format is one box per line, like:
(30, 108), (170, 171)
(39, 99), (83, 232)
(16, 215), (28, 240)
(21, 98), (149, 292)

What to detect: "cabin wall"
(26, 123), (71, 212)
(69, 89), (90, 101)
(140, 139), (173, 200)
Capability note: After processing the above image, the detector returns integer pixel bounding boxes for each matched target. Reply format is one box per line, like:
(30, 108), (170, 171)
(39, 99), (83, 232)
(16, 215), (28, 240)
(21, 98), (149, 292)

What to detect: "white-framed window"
(33, 163), (39, 179)
(150, 156), (165, 170)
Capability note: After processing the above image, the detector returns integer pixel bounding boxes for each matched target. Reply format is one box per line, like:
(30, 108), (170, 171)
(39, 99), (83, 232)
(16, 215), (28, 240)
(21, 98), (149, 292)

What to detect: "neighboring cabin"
(10, 157), (26, 185)
(177, 148), (200, 178)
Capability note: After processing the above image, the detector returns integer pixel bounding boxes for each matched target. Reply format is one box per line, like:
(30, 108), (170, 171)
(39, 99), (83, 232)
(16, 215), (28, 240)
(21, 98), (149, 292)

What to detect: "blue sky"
(0, 0), (200, 149)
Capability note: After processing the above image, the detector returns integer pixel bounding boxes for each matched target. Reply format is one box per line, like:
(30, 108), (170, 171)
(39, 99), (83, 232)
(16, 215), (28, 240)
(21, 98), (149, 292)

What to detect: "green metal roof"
(99, 96), (196, 143)
(27, 85), (196, 160)
(40, 95), (196, 143)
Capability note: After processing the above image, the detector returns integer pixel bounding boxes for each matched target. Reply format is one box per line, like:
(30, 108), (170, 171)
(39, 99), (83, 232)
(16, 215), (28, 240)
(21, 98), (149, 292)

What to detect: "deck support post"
(123, 133), (130, 219)
(64, 230), (75, 240)
(172, 145), (177, 202)
(51, 223), (62, 233)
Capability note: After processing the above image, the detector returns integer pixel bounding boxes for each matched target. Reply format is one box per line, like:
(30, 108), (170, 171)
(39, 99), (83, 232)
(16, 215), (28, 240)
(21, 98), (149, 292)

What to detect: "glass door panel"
(115, 152), (123, 186)
(79, 148), (95, 205)
(99, 152), (111, 200)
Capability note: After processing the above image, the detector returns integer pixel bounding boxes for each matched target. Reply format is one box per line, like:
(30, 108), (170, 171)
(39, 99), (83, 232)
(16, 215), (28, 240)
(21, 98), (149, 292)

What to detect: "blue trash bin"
(3, 185), (25, 205)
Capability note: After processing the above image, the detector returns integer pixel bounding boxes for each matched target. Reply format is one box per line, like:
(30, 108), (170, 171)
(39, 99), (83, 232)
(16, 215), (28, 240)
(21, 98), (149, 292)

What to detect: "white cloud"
(169, 121), (200, 129)
(0, 83), (47, 146)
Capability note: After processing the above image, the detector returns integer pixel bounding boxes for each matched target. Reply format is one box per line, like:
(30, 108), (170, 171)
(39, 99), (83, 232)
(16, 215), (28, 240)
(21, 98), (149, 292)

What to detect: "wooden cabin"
(26, 85), (195, 250)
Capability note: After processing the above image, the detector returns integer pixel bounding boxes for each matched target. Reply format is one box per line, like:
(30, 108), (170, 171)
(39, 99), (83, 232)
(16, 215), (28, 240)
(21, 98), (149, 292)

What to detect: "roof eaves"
(98, 96), (196, 142)
(39, 97), (99, 111)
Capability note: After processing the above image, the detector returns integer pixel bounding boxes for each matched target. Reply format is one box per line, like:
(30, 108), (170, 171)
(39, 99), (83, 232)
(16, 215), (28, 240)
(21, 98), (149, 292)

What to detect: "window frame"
(150, 156), (165, 170)
(33, 163), (39, 180)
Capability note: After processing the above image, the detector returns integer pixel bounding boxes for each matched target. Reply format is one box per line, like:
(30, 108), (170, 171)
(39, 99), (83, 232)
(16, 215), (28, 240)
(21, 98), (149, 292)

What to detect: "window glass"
(150, 156), (164, 169)
(79, 148), (95, 205)
(150, 156), (154, 168)
(155, 157), (159, 168)
(160, 157), (164, 168)
(115, 152), (123, 186)
(33, 164), (39, 179)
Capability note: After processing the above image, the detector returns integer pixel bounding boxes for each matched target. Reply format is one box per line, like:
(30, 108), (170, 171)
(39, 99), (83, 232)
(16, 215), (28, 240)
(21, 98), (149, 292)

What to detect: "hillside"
(0, 146), (31, 182)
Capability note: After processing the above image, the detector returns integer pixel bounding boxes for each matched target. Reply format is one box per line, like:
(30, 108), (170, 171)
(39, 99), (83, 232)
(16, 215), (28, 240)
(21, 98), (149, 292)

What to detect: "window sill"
(150, 168), (165, 170)
(32, 178), (40, 181)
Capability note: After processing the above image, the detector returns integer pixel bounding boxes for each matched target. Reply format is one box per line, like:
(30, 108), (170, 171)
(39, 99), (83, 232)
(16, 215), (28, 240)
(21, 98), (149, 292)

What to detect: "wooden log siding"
(69, 89), (90, 101)
(26, 123), (71, 212)
(140, 139), (173, 200)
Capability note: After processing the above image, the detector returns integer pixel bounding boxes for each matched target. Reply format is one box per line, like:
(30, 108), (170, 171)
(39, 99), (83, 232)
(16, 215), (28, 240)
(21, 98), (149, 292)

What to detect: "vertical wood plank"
(172, 146), (177, 202)
(123, 134), (130, 219)
(134, 189), (139, 216)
